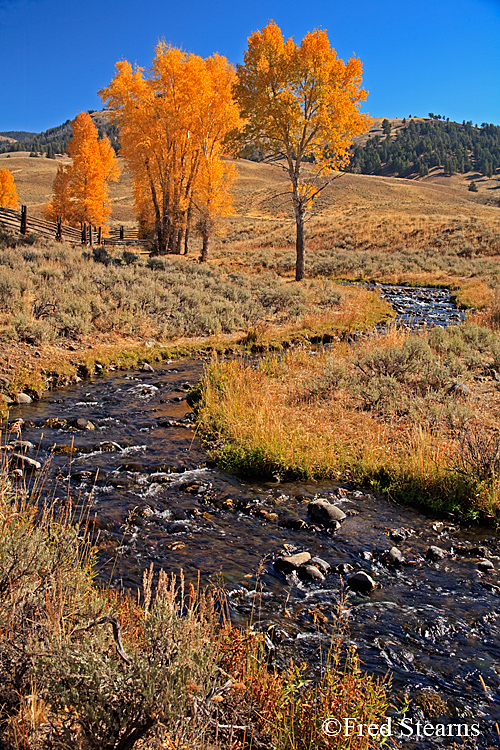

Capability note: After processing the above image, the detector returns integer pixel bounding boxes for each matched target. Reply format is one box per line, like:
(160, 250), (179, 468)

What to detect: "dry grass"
(0, 229), (394, 405)
(197, 323), (500, 518)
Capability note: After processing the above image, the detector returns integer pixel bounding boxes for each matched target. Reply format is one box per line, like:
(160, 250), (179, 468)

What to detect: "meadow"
(1, 152), (500, 747)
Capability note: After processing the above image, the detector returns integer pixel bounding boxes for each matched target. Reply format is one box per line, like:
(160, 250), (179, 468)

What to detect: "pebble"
(141, 363), (155, 372)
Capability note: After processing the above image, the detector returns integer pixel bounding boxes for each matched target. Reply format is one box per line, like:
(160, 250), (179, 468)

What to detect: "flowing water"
(5, 287), (500, 748)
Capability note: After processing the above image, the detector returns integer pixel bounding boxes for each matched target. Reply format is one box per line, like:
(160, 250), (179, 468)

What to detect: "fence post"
(120, 225), (124, 240)
(89, 224), (93, 246)
(82, 223), (87, 245)
(98, 227), (102, 245)
(20, 205), (27, 235)
(56, 216), (62, 242)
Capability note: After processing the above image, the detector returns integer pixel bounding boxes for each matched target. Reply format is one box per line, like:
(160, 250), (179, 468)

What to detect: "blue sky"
(1, 0), (499, 133)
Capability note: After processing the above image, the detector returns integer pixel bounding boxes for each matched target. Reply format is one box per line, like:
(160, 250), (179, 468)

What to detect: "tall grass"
(0, 229), (383, 345)
(197, 323), (500, 518)
(215, 211), (500, 297)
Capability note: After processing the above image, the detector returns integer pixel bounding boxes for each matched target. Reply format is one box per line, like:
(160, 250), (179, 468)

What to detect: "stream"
(5, 286), (500, 748)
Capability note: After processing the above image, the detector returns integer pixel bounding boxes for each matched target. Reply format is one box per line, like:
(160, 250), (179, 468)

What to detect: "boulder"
(336, 562), (353, 575)
(10, 453), (41, 472)
(385, 547), (404, 566)
(478, 559), (495, 572)
(347, 571), (376, 593)
(426, 545), (447, 561)
(390, 528), (408, 542)
(76, 418), (95, 430)
(16, 393), (32, 405)
(311, 556), (331, 573)
(9, 440), (35, 453)
(447, 382), (471, 398)
(274, 552), (311, 575)
(299, 565), (326, 582)
(308, 499), (346, 527)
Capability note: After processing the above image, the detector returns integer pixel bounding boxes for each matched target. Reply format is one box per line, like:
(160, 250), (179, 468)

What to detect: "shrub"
(10, 313), (56, 344)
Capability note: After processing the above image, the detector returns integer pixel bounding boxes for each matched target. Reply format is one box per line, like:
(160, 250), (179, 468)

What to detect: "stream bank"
(5, 354), (500, 749)
(4, 285), (500, 748)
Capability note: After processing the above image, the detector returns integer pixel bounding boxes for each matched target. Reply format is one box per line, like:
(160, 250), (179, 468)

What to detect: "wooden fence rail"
(0, 206), (149, 250)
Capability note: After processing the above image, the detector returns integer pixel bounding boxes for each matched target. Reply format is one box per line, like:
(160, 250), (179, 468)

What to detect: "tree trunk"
(184, 202), (192, 255)
(155, 218), (168, 255)
(200, 228), (209, 262)
(295, 211), (305, 282)
(172, 226), (182, 255)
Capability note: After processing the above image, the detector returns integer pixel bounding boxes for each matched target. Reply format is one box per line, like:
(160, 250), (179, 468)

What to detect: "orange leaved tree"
(44, 164), (74, 224)
(235, 21), (369, 280)
(0, 168), (19, 209)
(100, 43), (241, 256)
(45, 112), (120, 227)
(195, 155), (236, 262)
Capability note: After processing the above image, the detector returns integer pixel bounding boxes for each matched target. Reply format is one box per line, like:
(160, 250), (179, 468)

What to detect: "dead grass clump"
(218, 627), (389, 750)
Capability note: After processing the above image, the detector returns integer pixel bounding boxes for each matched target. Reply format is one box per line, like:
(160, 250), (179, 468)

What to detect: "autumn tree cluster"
(45, 112), (120, 227)
(98, 23), (367, 274)
(100, 43), (241, 257)
(0, 168), (18, 209)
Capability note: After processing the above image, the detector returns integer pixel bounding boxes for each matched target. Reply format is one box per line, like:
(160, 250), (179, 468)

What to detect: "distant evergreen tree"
(382, 118), (391, 136)
(469, 181), (478, 192)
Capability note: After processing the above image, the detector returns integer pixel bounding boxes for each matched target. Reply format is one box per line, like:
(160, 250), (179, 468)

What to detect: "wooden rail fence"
(0, 205), (149, 250)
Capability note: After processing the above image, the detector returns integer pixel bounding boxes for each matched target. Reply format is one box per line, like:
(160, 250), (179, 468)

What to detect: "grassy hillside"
(2, 146), (500, 306)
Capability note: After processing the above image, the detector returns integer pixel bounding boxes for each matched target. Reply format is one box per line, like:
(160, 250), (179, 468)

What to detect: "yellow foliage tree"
(44, 164), (73, 224)
(45, 112), (120, 227)
(0, 168), (19, 209)
(195, 155), (236, 262)
(235, 21), (370, 280)
(100, 43), (241, 256)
